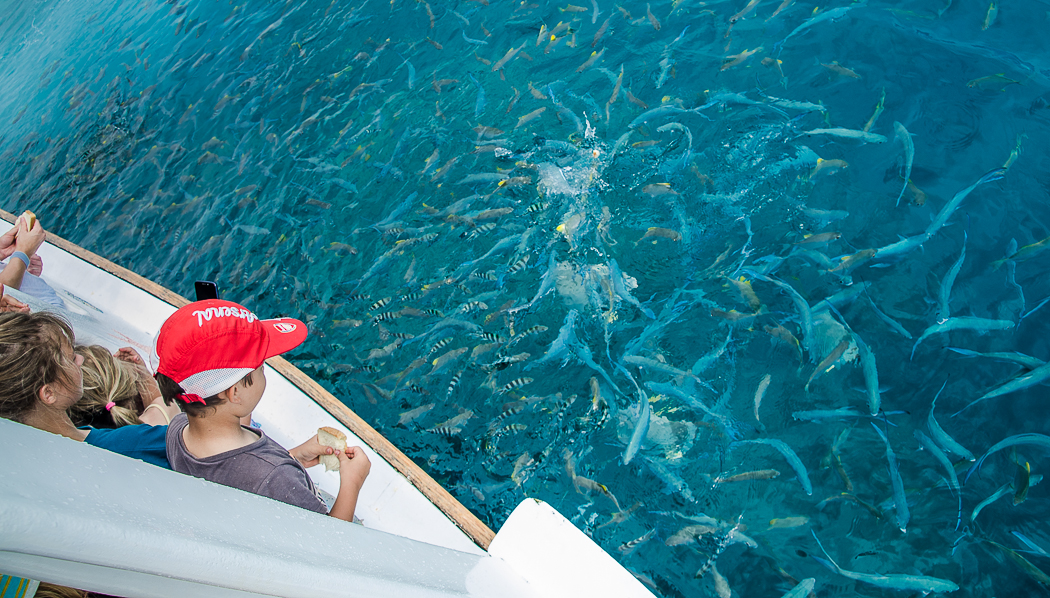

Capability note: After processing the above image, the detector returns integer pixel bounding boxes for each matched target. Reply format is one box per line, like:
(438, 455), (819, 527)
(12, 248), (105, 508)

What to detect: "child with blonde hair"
(71, 345), (180, 429)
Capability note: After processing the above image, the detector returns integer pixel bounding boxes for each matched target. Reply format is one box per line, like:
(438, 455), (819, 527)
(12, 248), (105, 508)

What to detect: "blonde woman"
(70, 345), (180, 428)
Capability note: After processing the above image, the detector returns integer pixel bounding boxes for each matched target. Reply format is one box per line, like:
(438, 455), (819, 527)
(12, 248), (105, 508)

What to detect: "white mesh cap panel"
(179, 367), (254, 398)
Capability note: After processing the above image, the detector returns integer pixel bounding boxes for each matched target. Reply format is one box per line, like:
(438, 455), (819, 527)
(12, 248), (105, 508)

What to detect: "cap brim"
(260, 317), (308, 359)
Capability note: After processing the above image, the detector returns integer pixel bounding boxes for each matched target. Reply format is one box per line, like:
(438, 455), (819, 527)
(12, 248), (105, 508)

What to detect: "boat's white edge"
(0, 417), (539, 598)
(0, 211), (657, 598)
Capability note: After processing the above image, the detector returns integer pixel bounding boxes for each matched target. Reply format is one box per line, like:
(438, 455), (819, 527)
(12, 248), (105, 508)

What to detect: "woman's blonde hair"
(0, 312), (78, 422)
(70, 345), (141, 427)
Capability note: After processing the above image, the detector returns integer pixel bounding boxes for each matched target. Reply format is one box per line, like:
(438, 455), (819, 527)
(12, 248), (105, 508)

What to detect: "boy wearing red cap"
(154, 299), (369, 521)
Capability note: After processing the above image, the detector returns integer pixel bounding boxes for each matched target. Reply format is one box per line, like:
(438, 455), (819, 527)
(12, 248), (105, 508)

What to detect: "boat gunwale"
(0, 208), (495, 550)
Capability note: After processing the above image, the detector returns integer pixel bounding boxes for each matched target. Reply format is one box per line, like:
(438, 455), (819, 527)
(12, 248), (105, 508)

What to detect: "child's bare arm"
(328, 446), (371, 522)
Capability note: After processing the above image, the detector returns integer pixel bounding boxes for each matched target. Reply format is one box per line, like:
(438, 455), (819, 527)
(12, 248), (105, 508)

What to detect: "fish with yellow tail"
(721, 47), (762, 71)
(491, 42), (526, 72)
(514, 107), (545, 130)
(725, 276), (763, 313)
(992, 235), (1050, 269)
(808, 158), (847, 179)
(575, 47), (605, 73)
(863, 87), (885, 132)
(982, 2), (998, 30)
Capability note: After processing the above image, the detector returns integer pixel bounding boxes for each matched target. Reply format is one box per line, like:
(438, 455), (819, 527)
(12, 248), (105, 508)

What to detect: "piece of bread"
(317, 426), (347, 472)
(19, 210), (36, 230)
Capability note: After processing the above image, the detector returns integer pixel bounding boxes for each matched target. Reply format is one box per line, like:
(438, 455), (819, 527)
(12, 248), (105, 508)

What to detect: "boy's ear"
(218, 385), (239, 404)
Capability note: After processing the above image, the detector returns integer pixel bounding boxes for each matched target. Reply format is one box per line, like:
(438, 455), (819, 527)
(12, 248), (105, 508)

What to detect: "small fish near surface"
(821, 61), (861, 79)
(229, 222), (270, 235)
(800, 127), (887, 144)
(641, 182), (678, 197)
(713, 468), (780, 485)
(967, 73), (1021, 91)
(635, 227), (681, 245)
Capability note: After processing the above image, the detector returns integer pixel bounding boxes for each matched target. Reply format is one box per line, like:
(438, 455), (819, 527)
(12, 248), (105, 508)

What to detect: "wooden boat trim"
(0, 208), (496, 550)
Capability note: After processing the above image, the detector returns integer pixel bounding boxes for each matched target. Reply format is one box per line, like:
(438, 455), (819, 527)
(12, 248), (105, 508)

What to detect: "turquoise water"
(3, 0), (1050, 594)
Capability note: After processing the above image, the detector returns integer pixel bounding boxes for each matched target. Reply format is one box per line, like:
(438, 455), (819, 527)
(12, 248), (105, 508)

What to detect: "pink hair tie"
(177, 393), (206, 405)
(104, 402), (116, 411)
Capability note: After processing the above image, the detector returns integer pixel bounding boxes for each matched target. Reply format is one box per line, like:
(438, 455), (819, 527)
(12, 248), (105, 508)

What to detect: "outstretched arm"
(0, 218), (45, 290)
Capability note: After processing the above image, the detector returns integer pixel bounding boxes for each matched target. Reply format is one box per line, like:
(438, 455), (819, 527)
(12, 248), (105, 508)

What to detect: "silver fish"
(801, 127), (887, 144)
(946, 347), (1045, 370)
(623, 390), (650, 465)
(937, 231), (967, 323)
(744, 270), (812, 354)
(926, 382), (976, 464)
(925, 167), (1006, 236)
(971, 475), (1042, 522)
(872, 423), (909, 532)
(854, 334), (880, 416)
(811, 531), (959, 592)
(912, 317), (1014, 360)
(892, 121), (914, 207)
(780, 579), (816, 598)
(960, 360), (1050, 414)
(732, 438), (812, 495)
(775, 4), (864, 52)
(915, 429), (959, 491)
(968, 433), (1050, 483)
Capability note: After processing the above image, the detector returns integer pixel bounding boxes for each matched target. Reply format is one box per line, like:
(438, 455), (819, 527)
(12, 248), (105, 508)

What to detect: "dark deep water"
(3, 0), (1050, 595)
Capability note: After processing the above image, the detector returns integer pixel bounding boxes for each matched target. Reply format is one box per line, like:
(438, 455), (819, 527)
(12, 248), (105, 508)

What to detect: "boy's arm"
(328, 446), (371, 522)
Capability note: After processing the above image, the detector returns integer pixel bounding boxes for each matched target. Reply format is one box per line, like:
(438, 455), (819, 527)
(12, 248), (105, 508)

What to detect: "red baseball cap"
(153, 299), (307, 398)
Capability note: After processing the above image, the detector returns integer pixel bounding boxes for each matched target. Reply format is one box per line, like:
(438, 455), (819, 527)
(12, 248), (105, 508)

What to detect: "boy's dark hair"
(156, 369), (255, 417)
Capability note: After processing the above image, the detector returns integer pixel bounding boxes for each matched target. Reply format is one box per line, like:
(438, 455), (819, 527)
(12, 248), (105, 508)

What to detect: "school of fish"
(2, 0), (1050, 595)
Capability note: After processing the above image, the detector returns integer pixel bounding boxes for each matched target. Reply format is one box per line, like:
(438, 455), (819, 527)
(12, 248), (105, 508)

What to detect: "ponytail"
(70, 345), (142, 428)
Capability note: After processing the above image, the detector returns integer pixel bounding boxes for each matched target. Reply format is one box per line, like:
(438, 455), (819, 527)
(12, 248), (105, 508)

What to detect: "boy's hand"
(290, 434), (337, 468)
(328, 447), (370, 522)
(337, 446), (371, 484)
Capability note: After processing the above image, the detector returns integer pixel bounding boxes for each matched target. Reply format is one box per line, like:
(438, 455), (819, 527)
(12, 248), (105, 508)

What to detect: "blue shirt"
(83, 424), (171, 469)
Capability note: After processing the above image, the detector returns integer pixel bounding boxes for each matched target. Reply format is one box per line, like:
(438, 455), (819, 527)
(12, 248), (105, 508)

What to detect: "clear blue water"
(3, 0), (1050, 595)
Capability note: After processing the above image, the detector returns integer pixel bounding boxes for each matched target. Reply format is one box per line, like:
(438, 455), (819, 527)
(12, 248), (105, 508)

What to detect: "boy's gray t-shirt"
(166, 413), (328, 514)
